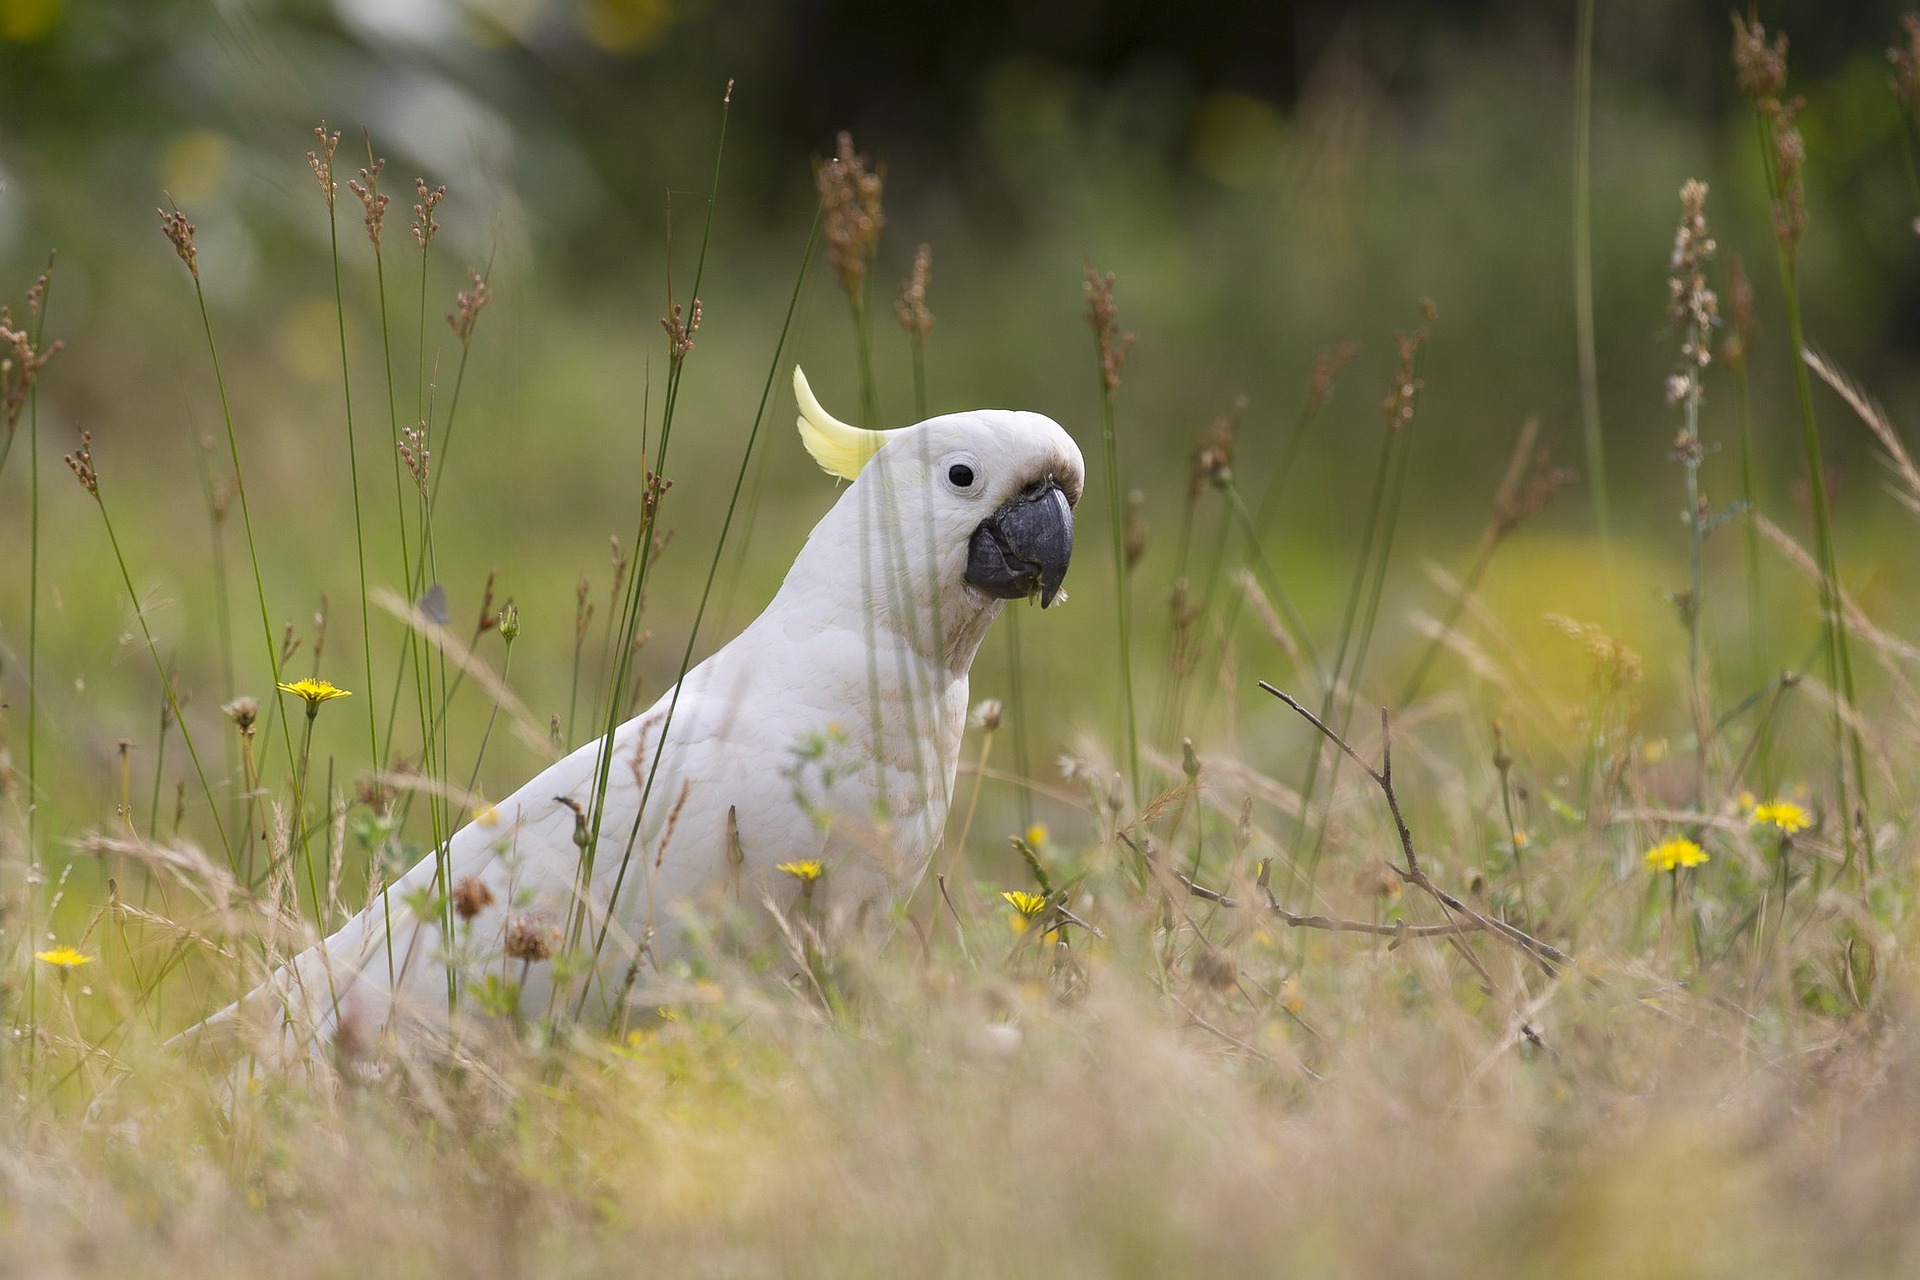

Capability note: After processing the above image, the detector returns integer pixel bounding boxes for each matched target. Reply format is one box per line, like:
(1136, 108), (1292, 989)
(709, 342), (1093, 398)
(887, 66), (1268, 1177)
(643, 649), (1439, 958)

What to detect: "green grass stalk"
(169, 216), (305, 835)
(79, 468), (232, 866)
(192, 440), (238, 830)
(461, 613), (517, 811)
(1084, 268), (1140, 804)
(1731, 317), (1771, 795)
(1573, 0), (1615, 609)
(20, 268), (49, 1089)
(1298, 315), (1431, 893)
(1780, 281), (1866, 864)
(1095, 377), (1139, 803)
(1290, 425), (1395, 882)
(317, 137), (383, 780)
(571, 83), (734, 989)
(588, 204), (823, 1000)
(1751, 131), (1867, 867)
(146, 693), (169, 841)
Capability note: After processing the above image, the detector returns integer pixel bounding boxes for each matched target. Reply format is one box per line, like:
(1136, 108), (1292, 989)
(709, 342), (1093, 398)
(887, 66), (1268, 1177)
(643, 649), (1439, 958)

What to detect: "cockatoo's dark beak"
(965, 478), (1074, 608)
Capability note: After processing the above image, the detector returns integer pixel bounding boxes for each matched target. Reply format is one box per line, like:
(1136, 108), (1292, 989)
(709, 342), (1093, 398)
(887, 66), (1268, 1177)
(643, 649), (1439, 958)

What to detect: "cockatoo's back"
(194, 370), (1083, 1063)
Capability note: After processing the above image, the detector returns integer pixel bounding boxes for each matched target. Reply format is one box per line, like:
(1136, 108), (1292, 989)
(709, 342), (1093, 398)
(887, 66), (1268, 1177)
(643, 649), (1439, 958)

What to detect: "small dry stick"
(1258, 681), (1571, 975)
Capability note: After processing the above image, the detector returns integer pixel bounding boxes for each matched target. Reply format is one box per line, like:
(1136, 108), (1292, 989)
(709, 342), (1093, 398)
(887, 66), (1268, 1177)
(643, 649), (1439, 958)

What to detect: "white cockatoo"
(193, 368), (1082, 1061)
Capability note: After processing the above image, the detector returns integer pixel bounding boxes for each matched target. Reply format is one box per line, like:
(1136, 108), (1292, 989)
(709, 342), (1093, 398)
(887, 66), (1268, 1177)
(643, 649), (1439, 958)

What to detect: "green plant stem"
(589, 209), (822, 998)
(193, 442), (238, 833)
(1095, 375), (1140, 805)
(425, 329), (476, 520)
(147, 696), (168, 842)
(1738, 96), (1867, 867)
(1896, 95), (1920, 219)
(21, 276), (46, 1089)
(324, 197), (382, 779)
(1573, 0), (1615, 611)
(1780, 277), (1868, 867)
(853, 291), (880, 430)
(462, 636), (515, 809)
(1679, 373), (1710, 810)
(91, 494), (232, 865)
(1733, 360), (1771, 793)
(185, 267), (303, 836)
(909, 330), (928, 422)
(1293, 425), (1398, 887)
(1498, 763), (1529, 920)
(1252, 387), (1333, 543)
(571, 85), (733, 1002)
(293, 709), (329, 938)
(1003, 608), (1035, 832)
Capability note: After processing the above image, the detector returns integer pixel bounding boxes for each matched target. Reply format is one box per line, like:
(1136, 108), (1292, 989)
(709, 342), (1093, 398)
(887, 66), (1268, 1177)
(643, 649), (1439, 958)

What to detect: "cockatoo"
(193, 368), (1082, 1062)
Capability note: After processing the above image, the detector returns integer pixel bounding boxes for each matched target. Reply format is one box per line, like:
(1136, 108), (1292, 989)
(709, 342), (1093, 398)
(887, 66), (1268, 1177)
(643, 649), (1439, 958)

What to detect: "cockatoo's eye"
(941, 452), (984, 496)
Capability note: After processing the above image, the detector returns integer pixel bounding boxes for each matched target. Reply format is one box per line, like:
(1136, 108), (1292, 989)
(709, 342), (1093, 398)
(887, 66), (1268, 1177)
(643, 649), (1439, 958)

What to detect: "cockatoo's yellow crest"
(794, 365), (895, 480)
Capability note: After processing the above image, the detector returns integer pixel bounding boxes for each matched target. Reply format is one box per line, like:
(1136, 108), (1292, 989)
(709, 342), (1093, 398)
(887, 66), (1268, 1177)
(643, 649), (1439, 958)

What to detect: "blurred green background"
(4, 0), (1920, 855)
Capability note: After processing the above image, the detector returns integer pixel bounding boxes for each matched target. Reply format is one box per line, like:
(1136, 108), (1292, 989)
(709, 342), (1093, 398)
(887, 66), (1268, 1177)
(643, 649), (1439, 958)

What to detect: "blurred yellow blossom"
(1645, 837), (1708, 872)
(1751, 800), (1810, 835)
(35, 945), (92, 967)
(777, 860), (823, 884)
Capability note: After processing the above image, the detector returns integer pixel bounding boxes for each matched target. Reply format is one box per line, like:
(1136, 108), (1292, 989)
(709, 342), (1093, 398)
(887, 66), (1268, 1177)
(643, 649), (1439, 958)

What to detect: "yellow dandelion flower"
(277, 677), (351, 714)
(35, 945), (93, 968)
(1024, 823), (1050, 848)
(1750, 800), (1811, 835)
(1644, 837), (1708, 872)
(1513, 830), (1531, 849)
(776, 860), (823, 884)
(1002, 890), (1046, 917)
(473, 803), (500, 827)
(1737, 790), (1757, 812)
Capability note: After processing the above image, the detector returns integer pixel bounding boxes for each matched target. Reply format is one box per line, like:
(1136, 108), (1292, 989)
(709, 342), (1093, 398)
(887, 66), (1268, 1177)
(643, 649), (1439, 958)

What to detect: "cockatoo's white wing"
(187, 369), (1085, 1065)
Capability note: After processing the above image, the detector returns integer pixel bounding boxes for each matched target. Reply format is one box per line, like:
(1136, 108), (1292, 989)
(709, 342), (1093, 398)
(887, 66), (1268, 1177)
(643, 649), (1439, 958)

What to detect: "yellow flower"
(1644, 837), (1708, 872)
(1002, 889), (1048, 937)
(35, 945), (93, 968)
(776, 860), (823, 884)
(1737, 790), (1757, 813)
(1002, 890), (1046, 917)
(1024, 823), (1049, 848)
(1750, 800), (1811, 835)
(1512, 830), (1531, 849)
(277, 677), (351, 713)
(473, 803), (500, 827)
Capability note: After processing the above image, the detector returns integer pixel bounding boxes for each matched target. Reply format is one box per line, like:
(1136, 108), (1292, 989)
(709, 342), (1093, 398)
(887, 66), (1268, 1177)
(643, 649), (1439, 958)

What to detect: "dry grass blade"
(372, 587), (558, 760)
(72, 832), (240, 913)
(1803, 345), (1920, 516)
(1753, 515), (1920, 672)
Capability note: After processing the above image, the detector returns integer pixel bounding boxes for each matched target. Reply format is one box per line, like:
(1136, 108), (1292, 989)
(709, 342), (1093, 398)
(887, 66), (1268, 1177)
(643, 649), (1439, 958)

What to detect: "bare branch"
(1257, 682), (1572, 975)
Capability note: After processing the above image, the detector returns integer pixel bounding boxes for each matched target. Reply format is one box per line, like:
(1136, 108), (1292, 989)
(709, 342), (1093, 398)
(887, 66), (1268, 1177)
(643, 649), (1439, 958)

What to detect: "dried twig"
(1258, 682), (1572, 975)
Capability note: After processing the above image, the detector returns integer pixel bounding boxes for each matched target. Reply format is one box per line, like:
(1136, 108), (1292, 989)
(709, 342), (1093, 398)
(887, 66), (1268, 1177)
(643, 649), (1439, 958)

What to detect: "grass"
(5, 15), (1920, 1275)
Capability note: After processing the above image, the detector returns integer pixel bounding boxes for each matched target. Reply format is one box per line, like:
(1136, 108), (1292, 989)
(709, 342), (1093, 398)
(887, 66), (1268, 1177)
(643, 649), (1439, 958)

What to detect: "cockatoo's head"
(794, 367), (1083, 611)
